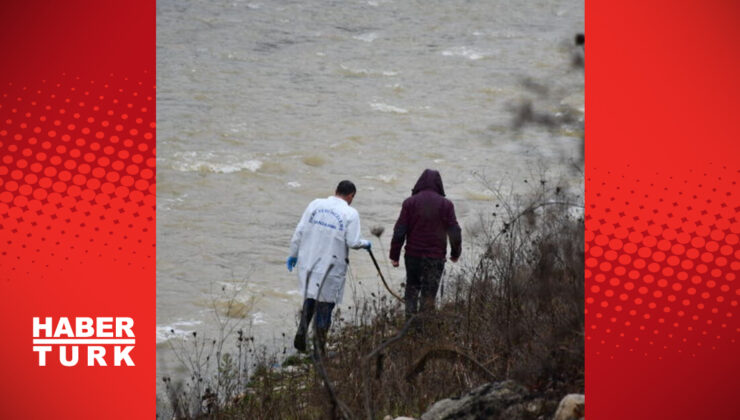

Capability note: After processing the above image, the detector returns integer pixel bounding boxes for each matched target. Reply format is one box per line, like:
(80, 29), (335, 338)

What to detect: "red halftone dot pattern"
(0, 74), (155, 280)
(586, 166), (740, 358)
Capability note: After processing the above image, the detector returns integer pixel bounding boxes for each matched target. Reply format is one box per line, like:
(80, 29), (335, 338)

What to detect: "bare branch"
(361, 315), (418, 420)
(405, 345), (497, 382)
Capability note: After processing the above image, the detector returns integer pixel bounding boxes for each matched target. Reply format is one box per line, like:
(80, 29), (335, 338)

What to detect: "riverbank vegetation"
(158, 180), (584, 420)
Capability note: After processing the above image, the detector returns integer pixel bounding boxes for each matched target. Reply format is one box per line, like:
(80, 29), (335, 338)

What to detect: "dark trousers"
(299, 298), (335, 331)
(295, 298), (335, 353)
(404, 255), (445, 318)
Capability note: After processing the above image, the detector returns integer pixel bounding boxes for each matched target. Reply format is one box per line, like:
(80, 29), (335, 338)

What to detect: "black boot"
(293, 326), (307, 353)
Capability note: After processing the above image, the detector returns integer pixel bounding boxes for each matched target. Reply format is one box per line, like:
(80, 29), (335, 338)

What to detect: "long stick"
(362, 315), (417, 420)
(367, 249), (403, 302)
(311, 264), (355, 420)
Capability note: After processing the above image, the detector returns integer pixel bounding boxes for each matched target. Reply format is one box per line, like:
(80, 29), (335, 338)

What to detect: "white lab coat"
(289, 196), (369, 304)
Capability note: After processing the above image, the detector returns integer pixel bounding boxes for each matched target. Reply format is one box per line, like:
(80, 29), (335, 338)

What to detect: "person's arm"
(445, 202), (462, 262)
(345, 209), (370, 249)
(389, 201), (409, 266)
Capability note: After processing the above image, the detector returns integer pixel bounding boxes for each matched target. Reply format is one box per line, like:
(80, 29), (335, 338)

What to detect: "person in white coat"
(287, 180), (371, 353)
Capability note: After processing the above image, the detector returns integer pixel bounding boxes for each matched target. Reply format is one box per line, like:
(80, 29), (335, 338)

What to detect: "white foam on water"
(364, 174), (397, 184)
(251, 312), (267, 325)
(339, 64), (397, 77)
(157, 320), (203, 343)
(159, 194), (189, 211)
(199, 160), (262, 174)
(353, 32), (379, 42)
(170, 151), (263, 174)
(367, 0), (392, 6)
(441, 46), (489, 60)
(370, 102), (408, 114)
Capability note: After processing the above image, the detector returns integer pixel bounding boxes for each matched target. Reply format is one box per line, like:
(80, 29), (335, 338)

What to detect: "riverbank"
(157, 183), (584, 419)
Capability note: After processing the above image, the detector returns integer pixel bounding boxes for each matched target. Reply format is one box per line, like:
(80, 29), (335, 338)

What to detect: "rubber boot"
(293, 326), (307, 353)
(294, 300), (315, 353)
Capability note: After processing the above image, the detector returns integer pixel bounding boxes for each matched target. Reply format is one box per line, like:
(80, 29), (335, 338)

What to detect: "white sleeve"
(345, 209), (369, 249)
(289, 202), (313, 258)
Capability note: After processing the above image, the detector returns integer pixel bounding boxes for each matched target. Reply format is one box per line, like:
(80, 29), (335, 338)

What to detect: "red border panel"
(0, 1), (155, 418)
(588, 1), (740, 419)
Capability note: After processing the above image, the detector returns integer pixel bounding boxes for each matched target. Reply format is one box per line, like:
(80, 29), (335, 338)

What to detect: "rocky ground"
(385, 381), (584, 420)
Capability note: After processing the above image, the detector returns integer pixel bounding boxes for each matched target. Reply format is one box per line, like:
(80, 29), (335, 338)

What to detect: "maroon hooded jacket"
(390, 169), (462, 261)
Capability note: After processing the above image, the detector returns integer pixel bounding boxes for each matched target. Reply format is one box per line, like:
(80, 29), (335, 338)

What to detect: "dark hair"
(335, 180), (356, 196)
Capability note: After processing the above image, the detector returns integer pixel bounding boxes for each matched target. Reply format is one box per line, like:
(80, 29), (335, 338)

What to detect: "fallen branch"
(405, 345), (497, 382)
(311, 264), (356, 420)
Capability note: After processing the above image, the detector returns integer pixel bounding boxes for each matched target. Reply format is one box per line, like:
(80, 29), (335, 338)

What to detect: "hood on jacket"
(411, 169), (445, 196)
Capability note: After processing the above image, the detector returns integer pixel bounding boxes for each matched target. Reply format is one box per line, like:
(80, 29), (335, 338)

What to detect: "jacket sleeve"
(345, 209), (369, 249)
(445, 202), (462, 260)
(289, 202), (313, 258)
(389, 201), (409, 261)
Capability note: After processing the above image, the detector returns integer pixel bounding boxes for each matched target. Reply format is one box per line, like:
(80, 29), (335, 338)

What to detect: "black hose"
(366, 249), (403, 302)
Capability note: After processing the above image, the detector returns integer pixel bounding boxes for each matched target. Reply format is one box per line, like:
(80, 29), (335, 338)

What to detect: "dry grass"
(159, 182), (584, 420)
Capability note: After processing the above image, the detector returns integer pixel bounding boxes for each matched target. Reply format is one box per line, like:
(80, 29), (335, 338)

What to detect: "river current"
(157, 0), (584, 379)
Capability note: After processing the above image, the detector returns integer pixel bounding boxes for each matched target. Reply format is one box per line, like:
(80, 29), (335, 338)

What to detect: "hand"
(363, 240), (372, 250)
(391, 260), (399, 267)
(286, 256), (297, 272)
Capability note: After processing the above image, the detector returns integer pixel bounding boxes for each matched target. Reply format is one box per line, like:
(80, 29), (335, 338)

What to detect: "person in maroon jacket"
(390, 169), (462, 320)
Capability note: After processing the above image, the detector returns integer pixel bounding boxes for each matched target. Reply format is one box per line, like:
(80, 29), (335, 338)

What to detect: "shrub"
(158, 181), (584, 420)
